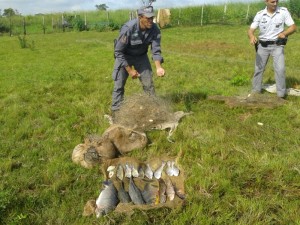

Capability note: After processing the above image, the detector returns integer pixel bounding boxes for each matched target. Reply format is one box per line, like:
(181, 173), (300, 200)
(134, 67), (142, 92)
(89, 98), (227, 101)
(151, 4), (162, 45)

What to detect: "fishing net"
(113, 94), (177, 132)
(208, 93), (286, 109)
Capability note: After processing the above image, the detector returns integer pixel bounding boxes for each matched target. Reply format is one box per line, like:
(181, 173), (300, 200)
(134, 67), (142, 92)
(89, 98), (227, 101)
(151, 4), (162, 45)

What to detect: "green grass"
(1, 25), (300, 224)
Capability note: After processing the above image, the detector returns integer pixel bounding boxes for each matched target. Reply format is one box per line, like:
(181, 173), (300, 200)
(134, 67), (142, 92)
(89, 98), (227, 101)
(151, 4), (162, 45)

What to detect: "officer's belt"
(259, 38), (287, 47)
(259, 40), (276, 45)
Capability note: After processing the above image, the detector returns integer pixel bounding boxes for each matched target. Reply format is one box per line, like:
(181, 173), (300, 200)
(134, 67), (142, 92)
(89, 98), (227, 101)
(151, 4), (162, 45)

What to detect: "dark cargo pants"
(111, 54), (155, 111)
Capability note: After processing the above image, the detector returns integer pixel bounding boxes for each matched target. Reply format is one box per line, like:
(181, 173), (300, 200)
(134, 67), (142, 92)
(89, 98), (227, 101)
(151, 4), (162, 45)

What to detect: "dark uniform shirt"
(114, 18), (163, 68)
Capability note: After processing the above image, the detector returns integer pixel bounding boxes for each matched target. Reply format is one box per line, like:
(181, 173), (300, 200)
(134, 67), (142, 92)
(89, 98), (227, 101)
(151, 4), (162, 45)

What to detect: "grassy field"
(1, 25), (300, 224)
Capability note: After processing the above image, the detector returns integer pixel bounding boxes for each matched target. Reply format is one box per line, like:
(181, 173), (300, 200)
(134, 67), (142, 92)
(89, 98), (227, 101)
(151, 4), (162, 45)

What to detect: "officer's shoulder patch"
(279, 7), (287, 11)
(257, 10), (264, 15)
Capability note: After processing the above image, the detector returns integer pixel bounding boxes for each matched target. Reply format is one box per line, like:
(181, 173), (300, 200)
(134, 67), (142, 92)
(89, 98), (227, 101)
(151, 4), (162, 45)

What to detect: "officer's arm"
(279, 24), (297, 39)
(114, 33), (129, 67)
(248, 28), (257, 45)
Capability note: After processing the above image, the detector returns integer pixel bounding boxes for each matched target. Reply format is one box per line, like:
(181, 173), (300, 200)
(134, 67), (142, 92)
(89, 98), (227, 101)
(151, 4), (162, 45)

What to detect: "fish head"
(95, 207), (106, 218)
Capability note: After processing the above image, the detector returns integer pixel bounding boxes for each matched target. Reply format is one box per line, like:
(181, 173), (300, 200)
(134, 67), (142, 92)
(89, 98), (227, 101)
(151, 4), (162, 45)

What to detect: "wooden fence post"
(84, 13), (87, 30)
(201, 5), (204, 26)
(42, 16), (46, 34)
(9, 12), (12, 36)
(246, 4), (250, 22)
(223, 4), (227, 23)
(62, 14), (65, 32)
(107, 11), (110, 24)
(23, 17), (26, 35)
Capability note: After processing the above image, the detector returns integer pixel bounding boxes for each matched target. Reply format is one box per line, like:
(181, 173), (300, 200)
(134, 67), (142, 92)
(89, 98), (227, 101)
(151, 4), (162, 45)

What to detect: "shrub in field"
(17, 35), (35, 49)
(71, 16), (85, 31)
(0, 22), (9, 33)
(93, 21), (120, 32)
(230, 74), (250, 86)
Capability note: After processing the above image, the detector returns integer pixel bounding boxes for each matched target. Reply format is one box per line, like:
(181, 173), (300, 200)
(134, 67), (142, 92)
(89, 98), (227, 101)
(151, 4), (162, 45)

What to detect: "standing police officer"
(248, 0), (297, 98)
(111, 5), (165, 113)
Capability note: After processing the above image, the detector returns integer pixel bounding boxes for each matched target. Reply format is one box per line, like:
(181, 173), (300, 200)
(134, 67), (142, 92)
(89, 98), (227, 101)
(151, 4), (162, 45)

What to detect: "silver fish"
(158, 179), (167, 203)
(117, 181), (131, 203)
(166, 161), (174, 176)
(131, 165), (139, 178)
(124, 163), (132, 178)
(171, 161), (180, 176)
(154, 161), (166, 179)
(145, 163), (153, 179)
(174, 186), (186, 200)
(107, 165), (116, 178)
(165, 177), (175, 201)
(95, 180), (119, 217)
(142, 182), (159, 205)
(138, 167), (145, 178)
(107, 165), (116, 172)
(128, 177), (145, 205)
(116, 164), (124, 181)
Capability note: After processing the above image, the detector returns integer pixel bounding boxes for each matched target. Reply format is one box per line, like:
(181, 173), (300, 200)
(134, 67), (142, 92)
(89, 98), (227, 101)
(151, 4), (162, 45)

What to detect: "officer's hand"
(130, 70), (140, 79)
(156, 68), (165, 77)
(278, 33), (286, 39)
(249, 36), (257, 45)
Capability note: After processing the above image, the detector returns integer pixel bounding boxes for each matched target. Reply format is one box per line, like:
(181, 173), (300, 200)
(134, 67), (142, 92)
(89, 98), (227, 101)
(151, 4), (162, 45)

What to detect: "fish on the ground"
(124, 163), (132, 178)
(145, 163), (153, 179)
(107, 165), (116, 178)
(154, 161), (166, 179)
(165, 177), (175, 201)
(166, 161), (173, 176)
(142, 182), (159, 205)
(174, 185), (186, 200)
(131, 165), (139, 178)
(116, 164), (124, 181)
(158, 179), (167, 203)
(113, 179), (131, 203)
(95, 180), (119, 217)
(171, 161), (180, 176)
(165, 161), (180, 176)
(128, 177), (145, 205)
(138, 166), (144, 178)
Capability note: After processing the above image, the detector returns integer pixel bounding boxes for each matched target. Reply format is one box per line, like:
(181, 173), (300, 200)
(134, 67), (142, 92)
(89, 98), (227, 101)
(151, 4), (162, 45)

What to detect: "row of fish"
(95, 175), (184, 217)
(107, 160), (180, 181)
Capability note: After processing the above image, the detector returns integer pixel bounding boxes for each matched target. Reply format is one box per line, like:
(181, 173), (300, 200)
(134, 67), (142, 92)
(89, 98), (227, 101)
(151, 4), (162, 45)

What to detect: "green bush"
(230, 74), (250, 86)
(17, 35), (35, 50)
(71, 16), (85, 31)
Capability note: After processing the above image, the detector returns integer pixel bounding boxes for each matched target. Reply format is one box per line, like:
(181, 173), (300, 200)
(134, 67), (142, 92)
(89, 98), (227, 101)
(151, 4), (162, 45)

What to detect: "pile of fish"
(95, 160), (185, 217)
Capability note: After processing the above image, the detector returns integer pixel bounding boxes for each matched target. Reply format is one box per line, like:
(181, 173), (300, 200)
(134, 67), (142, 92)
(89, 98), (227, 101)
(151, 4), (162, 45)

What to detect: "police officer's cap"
(138, 6), (155, 18)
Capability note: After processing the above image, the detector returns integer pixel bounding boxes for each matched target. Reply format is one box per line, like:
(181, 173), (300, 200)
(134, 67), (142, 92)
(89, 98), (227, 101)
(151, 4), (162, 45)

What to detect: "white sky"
(0, 0), (256, 15)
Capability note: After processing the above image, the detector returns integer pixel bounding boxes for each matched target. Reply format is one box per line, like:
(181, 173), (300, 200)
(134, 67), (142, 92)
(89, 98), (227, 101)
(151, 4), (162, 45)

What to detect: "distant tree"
(95, 4), (108, 11)
(3, 8), (17, 16)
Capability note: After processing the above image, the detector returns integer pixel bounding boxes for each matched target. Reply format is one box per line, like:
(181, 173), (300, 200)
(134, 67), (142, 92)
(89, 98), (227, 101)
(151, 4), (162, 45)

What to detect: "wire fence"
(0, 2), (299, 36)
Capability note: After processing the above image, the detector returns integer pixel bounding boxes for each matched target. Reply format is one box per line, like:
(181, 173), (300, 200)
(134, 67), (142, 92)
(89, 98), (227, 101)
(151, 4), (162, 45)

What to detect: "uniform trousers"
(253, 44), (286, 97)
(111, 54), (155, 111)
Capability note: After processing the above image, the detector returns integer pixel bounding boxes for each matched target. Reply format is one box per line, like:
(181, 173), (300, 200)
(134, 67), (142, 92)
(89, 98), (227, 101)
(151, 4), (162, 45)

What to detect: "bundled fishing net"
(208, 93), (286, 109)
(113, 94), (178, 132)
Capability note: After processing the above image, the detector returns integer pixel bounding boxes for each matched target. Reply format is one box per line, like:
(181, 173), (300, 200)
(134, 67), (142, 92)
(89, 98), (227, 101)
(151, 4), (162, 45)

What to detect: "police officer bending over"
(248, 0), (297, 98)
(111, 5), (165, 113)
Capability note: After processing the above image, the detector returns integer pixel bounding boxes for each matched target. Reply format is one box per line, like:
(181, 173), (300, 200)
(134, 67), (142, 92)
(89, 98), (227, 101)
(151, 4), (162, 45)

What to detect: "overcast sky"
(0, 0), (256, 15)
